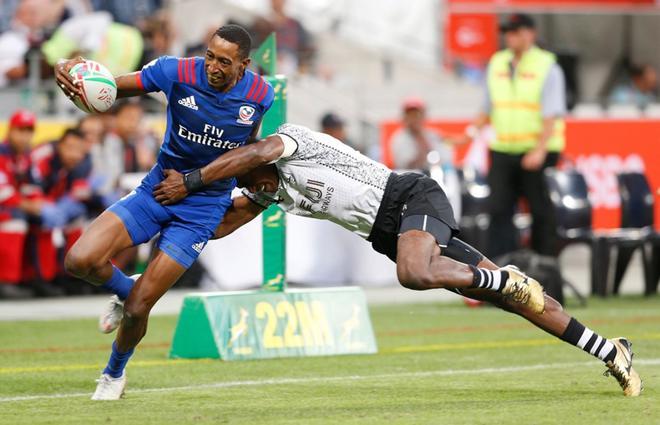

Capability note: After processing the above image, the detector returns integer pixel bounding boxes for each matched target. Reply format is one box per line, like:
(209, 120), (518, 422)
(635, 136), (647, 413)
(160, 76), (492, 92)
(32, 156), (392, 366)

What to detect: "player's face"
(237, 165), (279, 194)
(205, 35), (251, 91)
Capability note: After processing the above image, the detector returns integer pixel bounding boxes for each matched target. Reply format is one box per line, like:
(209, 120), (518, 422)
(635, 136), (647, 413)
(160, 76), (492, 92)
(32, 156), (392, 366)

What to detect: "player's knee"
(397, 264), (433, 291)
(64, 247), (95, 278)
(122, 301), (150, 328)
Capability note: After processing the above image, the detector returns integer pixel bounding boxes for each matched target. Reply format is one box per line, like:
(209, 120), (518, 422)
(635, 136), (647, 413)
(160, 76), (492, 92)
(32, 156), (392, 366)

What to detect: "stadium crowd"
(0, 0), (316, 92)
(0, 0), (318, 298)
(0, 103), (160, 299)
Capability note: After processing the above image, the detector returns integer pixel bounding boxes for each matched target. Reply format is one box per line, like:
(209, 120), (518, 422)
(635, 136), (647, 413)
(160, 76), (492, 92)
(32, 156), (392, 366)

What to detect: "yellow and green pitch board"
(169, 288), (377, 360)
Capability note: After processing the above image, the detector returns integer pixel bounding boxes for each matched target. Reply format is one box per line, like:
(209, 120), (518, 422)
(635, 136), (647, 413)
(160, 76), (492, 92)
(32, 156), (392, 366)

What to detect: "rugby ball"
(69, 60), (117, 114)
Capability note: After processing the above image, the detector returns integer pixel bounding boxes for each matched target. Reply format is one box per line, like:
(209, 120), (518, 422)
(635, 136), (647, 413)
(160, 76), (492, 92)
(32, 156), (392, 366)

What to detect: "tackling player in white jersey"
(148, 123), (641, 397)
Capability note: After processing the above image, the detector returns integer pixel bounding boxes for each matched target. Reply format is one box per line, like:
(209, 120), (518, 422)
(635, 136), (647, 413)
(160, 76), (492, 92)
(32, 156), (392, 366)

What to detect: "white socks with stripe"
(469, 266), (508, 292)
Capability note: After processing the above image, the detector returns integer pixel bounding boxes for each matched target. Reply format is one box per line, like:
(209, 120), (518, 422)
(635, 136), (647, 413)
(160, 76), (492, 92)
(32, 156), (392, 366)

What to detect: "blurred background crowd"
(1, 0), (659, 299)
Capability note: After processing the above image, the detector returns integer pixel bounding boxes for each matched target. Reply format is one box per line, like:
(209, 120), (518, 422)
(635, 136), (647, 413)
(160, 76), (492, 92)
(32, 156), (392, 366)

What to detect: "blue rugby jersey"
(137, 56), (274, 195)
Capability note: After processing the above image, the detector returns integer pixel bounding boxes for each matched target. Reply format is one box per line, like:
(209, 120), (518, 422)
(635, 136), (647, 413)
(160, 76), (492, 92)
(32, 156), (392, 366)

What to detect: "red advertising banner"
(445, 14), (498, 67)
(381, 119), (660, 230)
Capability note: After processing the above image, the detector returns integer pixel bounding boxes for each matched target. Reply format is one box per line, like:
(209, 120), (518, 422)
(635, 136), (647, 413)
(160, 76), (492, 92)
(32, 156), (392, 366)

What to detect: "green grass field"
(1, 296), (659, 424)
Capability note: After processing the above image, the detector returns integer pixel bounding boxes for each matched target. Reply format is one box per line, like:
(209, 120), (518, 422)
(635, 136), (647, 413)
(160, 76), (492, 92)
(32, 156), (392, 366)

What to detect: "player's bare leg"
(116, 250), (185, 351)
(92, 249), (185, 400)
(396, 230), (641, 396)
(458, 257), (641, 396)
(65, 210), (135, 286)
(65, 211), (134, 284)
(65, 211), (140, 333)
(396, 230), (544, 313)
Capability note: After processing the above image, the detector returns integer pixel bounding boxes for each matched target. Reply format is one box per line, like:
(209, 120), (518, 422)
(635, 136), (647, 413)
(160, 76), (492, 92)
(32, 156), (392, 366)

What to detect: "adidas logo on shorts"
(178, 95), (198, 110)
(191, 241), (206, 253)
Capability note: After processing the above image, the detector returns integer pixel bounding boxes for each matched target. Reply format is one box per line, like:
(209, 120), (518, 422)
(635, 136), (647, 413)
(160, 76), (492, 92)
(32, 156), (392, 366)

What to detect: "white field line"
(2, 358), (659, 403)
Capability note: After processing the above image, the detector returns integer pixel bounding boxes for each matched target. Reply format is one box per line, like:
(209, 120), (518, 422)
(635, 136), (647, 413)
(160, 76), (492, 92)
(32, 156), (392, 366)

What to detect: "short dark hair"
(214, 24), (252, 59)
(630, 64), (653, 79)
(111, 99), (143, 116)
(60, 127), (84, 142)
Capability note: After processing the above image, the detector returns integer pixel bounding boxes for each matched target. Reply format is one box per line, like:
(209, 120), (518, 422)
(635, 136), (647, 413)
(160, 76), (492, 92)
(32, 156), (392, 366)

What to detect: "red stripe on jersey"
(177, 59), (183, 82)
(190, 58), (196, 85)
(256, 81), (270, 103)
(184, 59), (190, 83)
(135, 72), (144, 90)
(252, 77), (265, 101)
(246, 74), (260, 99)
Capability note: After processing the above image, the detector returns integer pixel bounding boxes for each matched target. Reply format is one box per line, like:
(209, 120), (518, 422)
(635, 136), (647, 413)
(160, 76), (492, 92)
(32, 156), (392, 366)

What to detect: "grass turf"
(0, 296), (659, 424)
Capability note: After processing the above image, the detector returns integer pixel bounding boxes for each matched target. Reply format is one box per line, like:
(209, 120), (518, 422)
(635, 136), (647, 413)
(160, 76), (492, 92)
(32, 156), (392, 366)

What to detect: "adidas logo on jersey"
(178, 95), (198, 110)
(191, 241), (206, 253)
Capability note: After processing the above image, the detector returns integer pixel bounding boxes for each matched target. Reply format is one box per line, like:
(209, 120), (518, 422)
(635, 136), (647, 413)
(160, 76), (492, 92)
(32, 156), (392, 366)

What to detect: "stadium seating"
(544, 168), (649, 296)
(613, 172), (660, 295)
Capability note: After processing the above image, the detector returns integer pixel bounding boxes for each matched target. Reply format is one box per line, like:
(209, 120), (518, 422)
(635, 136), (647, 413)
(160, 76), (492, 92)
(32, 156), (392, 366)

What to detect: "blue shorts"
(108, 165), (232, 268)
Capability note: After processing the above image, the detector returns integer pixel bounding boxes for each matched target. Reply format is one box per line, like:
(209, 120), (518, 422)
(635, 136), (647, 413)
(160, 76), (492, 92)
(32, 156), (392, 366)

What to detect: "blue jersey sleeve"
(139, 56), (180, 95)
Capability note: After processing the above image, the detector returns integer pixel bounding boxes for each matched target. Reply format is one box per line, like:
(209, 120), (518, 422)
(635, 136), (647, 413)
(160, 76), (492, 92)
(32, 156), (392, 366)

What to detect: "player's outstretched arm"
(212, 196), (265, 239)
(153, 135), (286, 205)
(54, 57), (147, 101)
(200, 135), (285, 184)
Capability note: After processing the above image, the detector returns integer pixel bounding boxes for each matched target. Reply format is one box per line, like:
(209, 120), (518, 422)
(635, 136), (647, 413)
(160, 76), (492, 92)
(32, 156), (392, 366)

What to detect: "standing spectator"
(0, 0), (54, 87)
(250, 0), (315, 74)
(41, 11), (144, 76)
(390, 97), (456, 171)
(608, 64), (658, 110)
(390, 97), (464, 220)
(471, 13), (566, 259)
(0, 110), (39, 298)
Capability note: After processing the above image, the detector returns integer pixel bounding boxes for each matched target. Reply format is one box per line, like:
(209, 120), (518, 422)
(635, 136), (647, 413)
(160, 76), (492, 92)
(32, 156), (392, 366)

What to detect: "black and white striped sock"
(560, 317), (617, 363)
(469, 265), (508, 292)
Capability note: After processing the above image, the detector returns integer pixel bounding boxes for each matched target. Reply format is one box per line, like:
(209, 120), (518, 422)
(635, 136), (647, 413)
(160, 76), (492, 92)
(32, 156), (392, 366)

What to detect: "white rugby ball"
(69, 60), (117, 114)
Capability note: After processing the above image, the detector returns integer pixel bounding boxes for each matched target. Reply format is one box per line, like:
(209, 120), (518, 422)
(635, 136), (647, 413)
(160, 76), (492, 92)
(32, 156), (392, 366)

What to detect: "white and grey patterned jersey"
(273, 123), (392, 239)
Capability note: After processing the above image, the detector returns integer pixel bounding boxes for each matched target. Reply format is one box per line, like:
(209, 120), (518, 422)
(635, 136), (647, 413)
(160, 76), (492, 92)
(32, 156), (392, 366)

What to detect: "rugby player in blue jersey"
(55, 24), (274, 400)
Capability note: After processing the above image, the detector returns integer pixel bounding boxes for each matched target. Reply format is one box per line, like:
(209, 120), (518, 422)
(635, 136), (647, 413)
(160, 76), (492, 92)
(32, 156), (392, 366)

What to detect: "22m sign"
(255, 300), (334, 349)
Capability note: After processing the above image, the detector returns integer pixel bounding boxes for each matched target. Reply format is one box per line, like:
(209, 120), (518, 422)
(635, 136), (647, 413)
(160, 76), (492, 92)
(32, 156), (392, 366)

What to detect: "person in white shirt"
(147, 123), (641, 397)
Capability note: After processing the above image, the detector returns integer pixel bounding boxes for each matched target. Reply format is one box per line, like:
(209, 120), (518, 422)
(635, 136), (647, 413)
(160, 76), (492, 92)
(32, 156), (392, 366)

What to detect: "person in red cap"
(390, 97), (468, 220)
(391, 97), (468, 170)
(0, 109), (40, 298)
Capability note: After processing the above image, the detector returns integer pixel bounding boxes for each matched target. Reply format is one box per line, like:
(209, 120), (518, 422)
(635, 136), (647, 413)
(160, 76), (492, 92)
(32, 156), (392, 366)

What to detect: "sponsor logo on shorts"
(191, 241), (206, 253)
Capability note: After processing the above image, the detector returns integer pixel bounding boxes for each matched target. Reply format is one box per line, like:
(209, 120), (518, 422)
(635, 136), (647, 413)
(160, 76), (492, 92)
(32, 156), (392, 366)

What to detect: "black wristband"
(183, 169), (204, 192)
